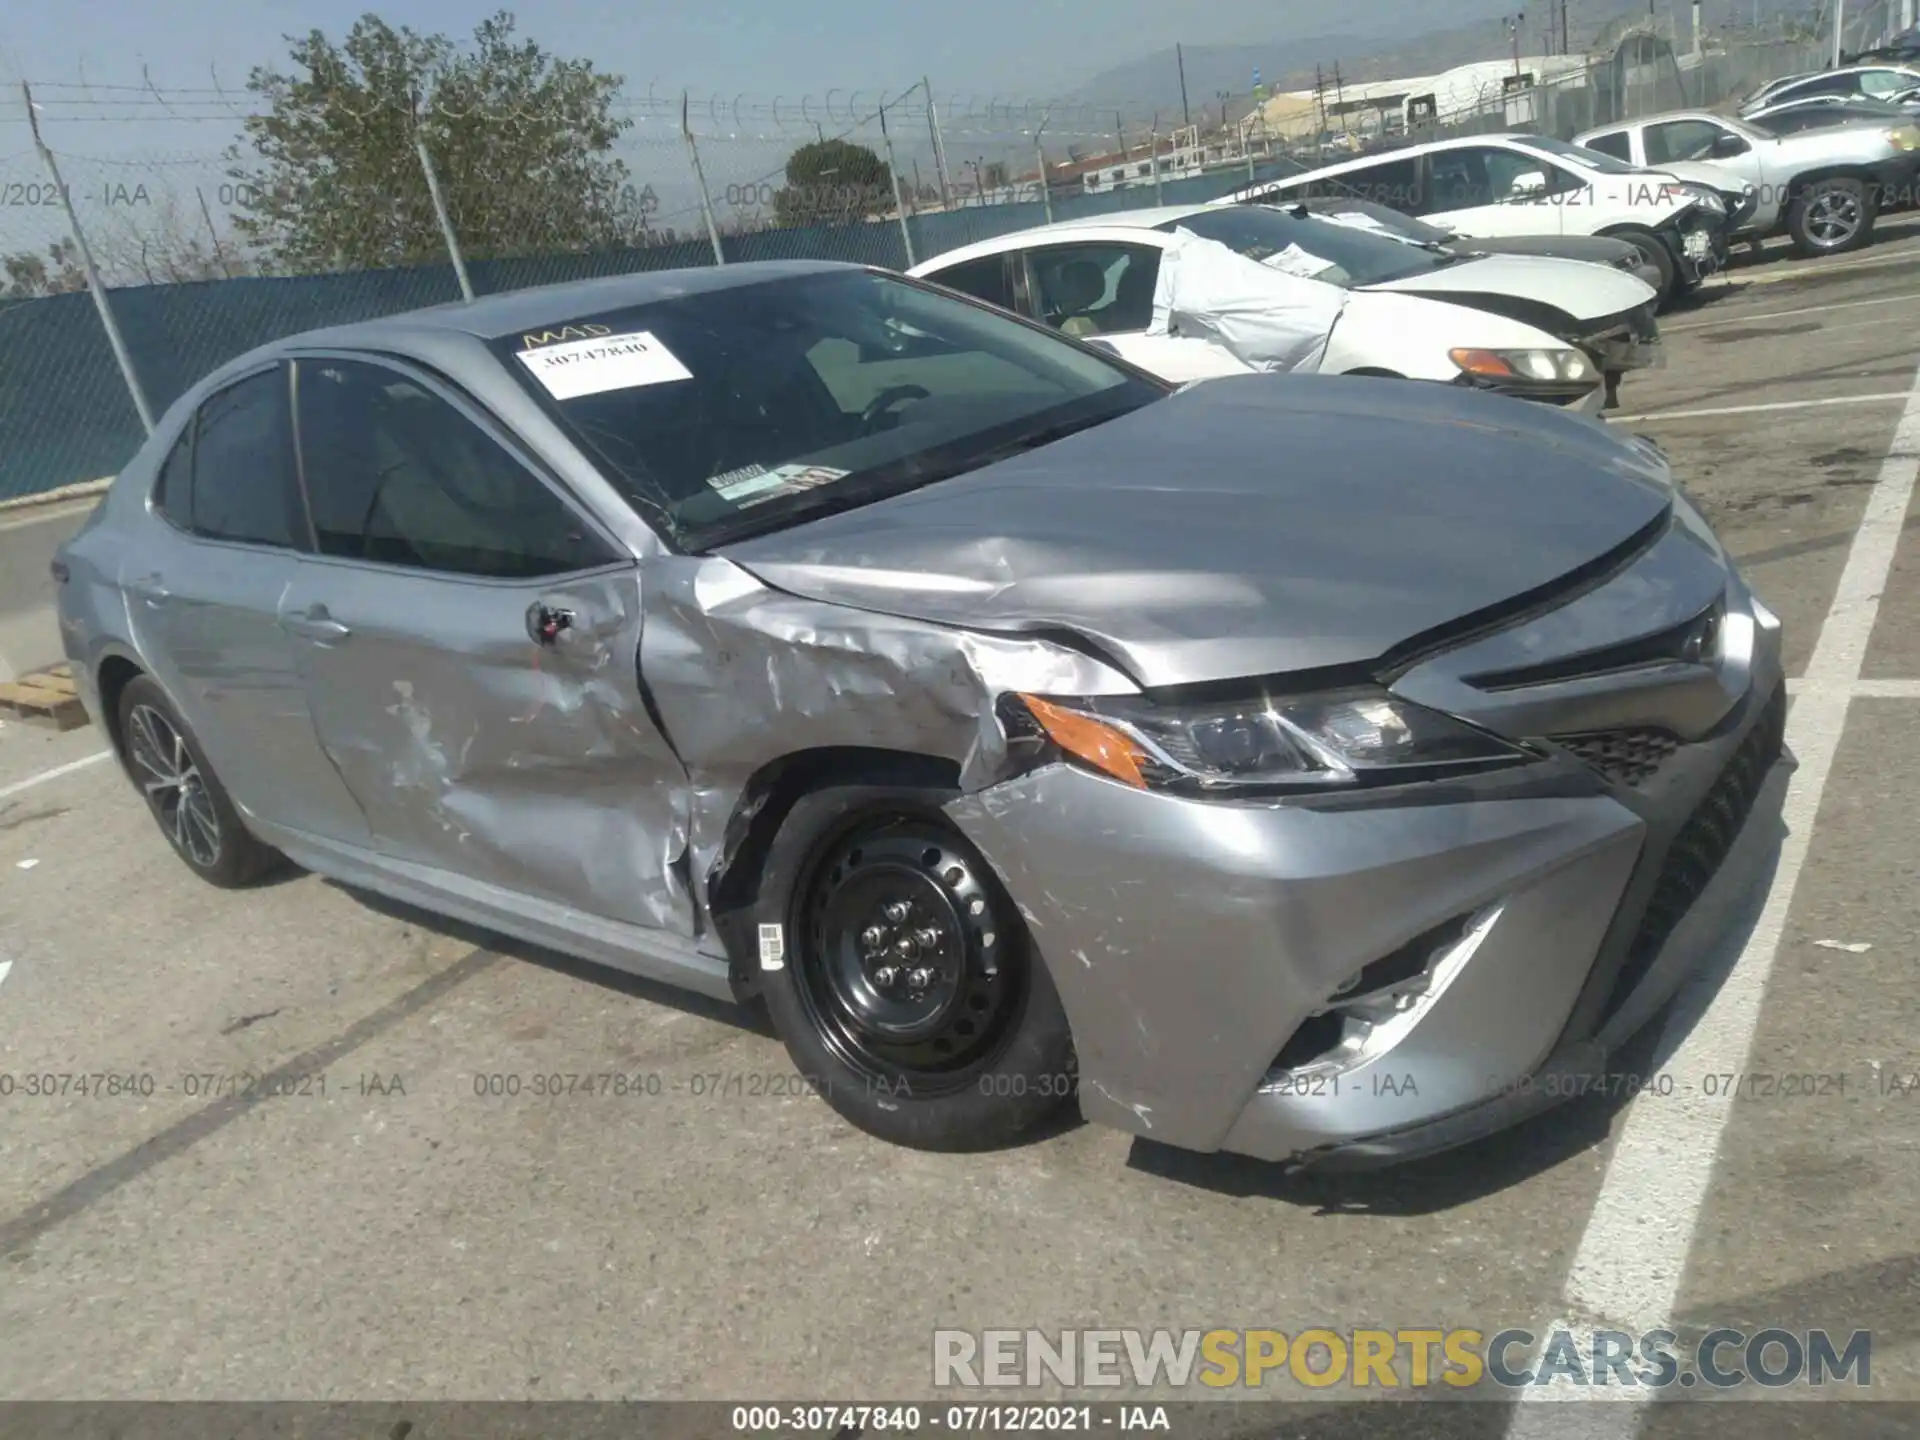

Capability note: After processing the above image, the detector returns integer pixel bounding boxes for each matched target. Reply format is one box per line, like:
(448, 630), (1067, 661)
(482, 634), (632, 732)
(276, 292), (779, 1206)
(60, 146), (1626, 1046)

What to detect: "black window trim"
(919, 251), (1022, 317)
(146, 360), (309, 556)
(283, 347), (631, 585)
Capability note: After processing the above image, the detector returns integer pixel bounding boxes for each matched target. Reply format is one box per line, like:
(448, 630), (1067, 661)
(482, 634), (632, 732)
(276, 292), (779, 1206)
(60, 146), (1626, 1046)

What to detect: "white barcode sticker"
(758, 923), (785, 970)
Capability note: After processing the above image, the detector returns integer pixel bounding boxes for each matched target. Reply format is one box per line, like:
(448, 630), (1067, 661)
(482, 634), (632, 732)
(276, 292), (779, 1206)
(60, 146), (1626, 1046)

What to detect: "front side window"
(294, 358), (617, 579)
(1024, 244), (1161, 336)
(189, 369), (300, 549)
(490, 269), (1163, 550)
(1645, 119), (1733, 164)
(1157, 206), (1448, 286)
(1510, 134), (1641, 175)
(1859, 69), (1915, 96)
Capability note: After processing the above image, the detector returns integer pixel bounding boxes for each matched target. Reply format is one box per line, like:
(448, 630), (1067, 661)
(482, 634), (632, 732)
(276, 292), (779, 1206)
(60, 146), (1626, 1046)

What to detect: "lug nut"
(894, 935), (918, 957)
(907, 967), (936, 990)
(883, 900), (911, 923)
(872, 965), (900, 989)
(861, 924), (889, 952)
(914, 927), (942, 951)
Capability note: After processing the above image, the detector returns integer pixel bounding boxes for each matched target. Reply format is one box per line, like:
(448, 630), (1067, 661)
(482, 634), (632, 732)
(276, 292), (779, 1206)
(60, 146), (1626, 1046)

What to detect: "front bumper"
(949, 513), (1785, 1166)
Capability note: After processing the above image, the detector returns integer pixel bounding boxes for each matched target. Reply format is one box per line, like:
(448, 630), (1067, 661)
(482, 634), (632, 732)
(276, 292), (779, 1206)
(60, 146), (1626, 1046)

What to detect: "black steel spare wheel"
(798, 824), (1023, 1088)
(749, 781), (1078, 1152)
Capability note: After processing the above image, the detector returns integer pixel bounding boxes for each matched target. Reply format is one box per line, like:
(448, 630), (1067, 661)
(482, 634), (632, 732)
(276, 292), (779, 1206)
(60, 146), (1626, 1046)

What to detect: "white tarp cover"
(1310, 208), (1417, 243)
(1149, 229), (1346, 375)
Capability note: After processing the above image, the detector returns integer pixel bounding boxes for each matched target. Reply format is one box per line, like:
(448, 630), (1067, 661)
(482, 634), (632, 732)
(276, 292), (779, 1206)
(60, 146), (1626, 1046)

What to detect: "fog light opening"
(1260, 903), (1505, 1089)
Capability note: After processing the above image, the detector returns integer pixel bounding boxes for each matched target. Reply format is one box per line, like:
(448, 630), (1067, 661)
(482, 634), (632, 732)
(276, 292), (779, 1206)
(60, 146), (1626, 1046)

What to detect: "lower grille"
(1599, 685), (1787, 1023)
(1556, 728), (1682, 787)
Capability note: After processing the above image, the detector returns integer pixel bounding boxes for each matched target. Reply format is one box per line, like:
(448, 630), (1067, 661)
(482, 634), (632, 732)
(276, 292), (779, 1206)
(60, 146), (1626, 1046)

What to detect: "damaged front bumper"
(945, 546), (1786, 1168)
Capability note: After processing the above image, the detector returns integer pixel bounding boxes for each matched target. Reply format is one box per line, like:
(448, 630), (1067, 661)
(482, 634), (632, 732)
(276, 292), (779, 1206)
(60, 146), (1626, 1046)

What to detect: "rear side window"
(924, 256), (1016, 312)
(1581, 131), (1632, 161)
(188, 369), (300, 549)
(1304, 157), (1423, 212)
(152, 429), (194, 530)
(294, 358), (616, 579)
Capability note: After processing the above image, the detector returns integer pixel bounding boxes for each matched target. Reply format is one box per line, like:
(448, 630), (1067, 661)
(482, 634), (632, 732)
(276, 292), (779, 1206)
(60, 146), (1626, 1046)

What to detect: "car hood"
(1365, 253), (1656, 326)
(718, 375), (1676, 689)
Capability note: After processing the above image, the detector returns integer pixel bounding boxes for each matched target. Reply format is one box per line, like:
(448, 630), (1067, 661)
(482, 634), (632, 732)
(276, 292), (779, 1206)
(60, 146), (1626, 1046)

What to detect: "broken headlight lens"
(1012, 688), (1531, 792)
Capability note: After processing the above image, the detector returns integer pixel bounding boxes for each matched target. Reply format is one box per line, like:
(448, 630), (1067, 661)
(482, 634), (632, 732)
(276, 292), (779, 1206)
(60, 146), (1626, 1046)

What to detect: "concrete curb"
(0, 477), (114, 516)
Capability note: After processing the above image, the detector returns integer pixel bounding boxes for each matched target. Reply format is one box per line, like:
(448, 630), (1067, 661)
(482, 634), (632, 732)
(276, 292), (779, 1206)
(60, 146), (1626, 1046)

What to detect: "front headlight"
(1008, 688), (1533, 792)
(1887, 126), (1920, 150)
(1450, 346), (1598, 385)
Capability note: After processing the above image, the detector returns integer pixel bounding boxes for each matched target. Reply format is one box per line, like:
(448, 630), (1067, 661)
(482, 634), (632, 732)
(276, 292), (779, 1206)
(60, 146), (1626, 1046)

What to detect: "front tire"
(1604, 226), (1677, 307)
(751, 784), (1077, 1151)
(116, 675), (284, 888)
(1788, 177), (1877, 257)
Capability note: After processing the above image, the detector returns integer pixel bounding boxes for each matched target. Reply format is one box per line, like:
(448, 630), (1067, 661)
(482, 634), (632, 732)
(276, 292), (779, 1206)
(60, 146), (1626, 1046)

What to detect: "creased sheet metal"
(636, 554), (1138, 912)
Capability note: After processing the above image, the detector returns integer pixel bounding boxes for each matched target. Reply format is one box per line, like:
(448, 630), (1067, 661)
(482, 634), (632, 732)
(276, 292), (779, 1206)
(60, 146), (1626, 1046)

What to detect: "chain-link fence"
(1, 0), (1909, 500)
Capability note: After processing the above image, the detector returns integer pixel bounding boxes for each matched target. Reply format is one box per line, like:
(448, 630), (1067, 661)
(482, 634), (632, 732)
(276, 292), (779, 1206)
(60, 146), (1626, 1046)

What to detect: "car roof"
(288, 259), (862, 347)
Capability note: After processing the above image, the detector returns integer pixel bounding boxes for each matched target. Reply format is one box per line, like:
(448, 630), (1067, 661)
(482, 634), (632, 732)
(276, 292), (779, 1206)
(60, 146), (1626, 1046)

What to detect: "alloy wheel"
(795, 821), (1024, 1090)
(126, 703), (222, 868)
(1805, 189), (1864, 248)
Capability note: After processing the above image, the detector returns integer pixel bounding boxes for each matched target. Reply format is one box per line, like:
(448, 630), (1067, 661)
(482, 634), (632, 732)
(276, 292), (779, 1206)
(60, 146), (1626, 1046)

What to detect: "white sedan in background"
(907, 203), (1661, 413)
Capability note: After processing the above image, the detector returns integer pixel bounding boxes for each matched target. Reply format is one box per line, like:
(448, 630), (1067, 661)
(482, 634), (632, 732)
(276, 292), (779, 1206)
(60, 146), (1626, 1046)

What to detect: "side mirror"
(1711, 133), (1752, 157)
(1505, 169), (1549, 198)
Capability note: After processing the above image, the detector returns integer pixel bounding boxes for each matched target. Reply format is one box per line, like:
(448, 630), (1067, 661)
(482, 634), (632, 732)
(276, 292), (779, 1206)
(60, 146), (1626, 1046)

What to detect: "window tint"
(295, 359), (614, 579)
(1580, 130), (1633, 161)
(1645, 119), (1732, 164)
(189, 369), (299, 549)
(924, 256), (1015, 311)
(1298, 157), (1423, 212)
(153, 428), (194, 530)
(1024, 244), (1161, 337)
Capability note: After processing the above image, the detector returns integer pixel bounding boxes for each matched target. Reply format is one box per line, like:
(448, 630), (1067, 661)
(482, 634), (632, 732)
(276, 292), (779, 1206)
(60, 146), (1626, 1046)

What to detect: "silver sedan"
(53, 260), (1785, 1169)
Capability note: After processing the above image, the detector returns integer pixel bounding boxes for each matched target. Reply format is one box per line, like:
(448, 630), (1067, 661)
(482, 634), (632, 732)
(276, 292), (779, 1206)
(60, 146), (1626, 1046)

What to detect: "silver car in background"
(53, 261), (1785, 1170)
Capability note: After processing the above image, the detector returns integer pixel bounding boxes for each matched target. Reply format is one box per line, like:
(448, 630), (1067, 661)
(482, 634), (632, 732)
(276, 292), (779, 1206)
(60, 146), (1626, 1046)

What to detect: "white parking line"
(1664, 291), (1920, 333)
(1508, 362), (1920, 1431)
(1612, 392), (1909, 424)
(1789, 677), (1920, 698)
(0, 751), (112, 804)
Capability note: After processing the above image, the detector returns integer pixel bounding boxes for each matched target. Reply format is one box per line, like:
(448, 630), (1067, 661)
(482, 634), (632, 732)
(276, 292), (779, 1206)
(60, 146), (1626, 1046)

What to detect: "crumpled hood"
(1367, 252), (1657, 326)
(718, 374), (1675, 689)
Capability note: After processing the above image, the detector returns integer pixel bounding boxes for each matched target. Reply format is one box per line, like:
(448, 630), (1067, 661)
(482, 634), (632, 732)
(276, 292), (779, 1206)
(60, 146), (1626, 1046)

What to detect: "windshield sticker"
(708, 464), (788, 503)
(1259, 243), (1340, 279)
(515, 329), (693, 400)
(733, 463), (854, 508)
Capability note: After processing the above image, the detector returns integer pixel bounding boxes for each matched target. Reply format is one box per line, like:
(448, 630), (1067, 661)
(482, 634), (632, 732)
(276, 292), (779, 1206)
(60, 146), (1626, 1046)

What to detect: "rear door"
(282, 352), (697, 936)
(128, 364), (372, 844)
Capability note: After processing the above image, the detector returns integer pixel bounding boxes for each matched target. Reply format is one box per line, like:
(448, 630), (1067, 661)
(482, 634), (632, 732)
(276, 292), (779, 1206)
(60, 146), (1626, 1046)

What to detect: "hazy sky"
(0, 0), (1356, 104)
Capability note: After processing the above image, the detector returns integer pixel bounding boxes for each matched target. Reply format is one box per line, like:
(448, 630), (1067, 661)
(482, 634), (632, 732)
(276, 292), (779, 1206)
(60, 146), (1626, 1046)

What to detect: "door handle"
(526, 601), (575, 646)
(284, 606), (352, 643)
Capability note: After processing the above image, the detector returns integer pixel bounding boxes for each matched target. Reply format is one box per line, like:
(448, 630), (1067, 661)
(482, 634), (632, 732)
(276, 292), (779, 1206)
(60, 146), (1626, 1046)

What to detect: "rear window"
(490, 269), (1163, 550)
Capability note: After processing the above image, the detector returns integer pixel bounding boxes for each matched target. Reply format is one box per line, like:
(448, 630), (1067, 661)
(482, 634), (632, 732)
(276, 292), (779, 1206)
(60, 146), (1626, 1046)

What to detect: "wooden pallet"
(0, 663), (88, 731)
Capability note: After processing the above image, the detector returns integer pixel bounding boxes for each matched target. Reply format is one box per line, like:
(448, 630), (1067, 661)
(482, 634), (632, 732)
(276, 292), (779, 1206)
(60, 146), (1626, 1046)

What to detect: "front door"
(282, 354), (697, 936)
(1426, 145), (1573, 238)
(128, 366), (372, 844)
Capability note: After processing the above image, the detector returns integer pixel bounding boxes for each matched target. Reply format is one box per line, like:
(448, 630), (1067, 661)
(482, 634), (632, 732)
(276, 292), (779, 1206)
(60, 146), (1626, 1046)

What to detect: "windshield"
(1508, 133), (1644, 174)
(491, 269), (1164, 550)
(1155, 205), (1450, 287)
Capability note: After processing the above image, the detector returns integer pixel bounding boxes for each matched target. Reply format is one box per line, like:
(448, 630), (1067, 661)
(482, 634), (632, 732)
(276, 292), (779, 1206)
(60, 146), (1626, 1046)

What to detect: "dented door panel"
(284, 556), (697, 935)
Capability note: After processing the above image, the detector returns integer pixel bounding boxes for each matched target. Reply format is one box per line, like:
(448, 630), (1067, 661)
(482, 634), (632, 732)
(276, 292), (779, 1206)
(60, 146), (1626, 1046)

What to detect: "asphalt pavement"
(1, 230), (1918, 1431)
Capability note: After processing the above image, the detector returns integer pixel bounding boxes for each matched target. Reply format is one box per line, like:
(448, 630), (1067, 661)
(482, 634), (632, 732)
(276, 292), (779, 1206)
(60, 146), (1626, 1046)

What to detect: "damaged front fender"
(637, 554), (1138, 944)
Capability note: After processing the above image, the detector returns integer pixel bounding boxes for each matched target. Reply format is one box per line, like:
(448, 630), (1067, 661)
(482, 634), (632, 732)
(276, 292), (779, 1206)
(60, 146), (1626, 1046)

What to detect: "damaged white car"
(908, 204), (1661, 413)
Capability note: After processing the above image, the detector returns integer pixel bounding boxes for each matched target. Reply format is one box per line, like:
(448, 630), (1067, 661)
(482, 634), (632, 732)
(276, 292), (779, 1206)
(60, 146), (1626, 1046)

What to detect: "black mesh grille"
(1599, 686), (1787, 1023)
(1555, 728), (1683, 787)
